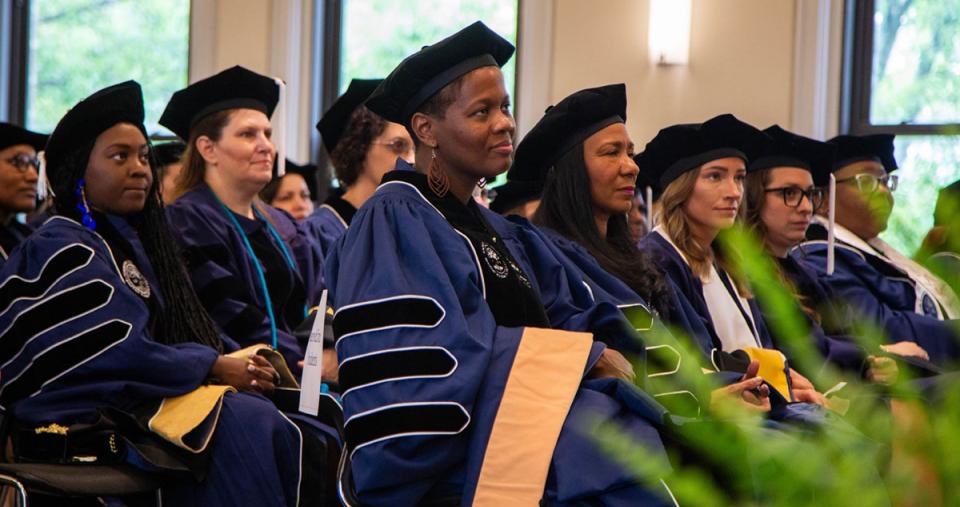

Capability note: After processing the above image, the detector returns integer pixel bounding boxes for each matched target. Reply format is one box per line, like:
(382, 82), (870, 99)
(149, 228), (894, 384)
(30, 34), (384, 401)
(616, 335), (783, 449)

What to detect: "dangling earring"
(477, 177), (486, 189)
(427, 148), (449, 198)
(75, 179), (97, 231)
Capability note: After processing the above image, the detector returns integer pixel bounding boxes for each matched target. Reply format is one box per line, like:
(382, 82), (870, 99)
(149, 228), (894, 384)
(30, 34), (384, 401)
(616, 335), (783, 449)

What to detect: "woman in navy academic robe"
(741, 125), (937, 382)
(0, 81), (327, 506)
(793, 134), (960, 366)
(304, 78), (415, 255)
(161, 66), (325, 372)
(0, 123), (47, 266)
(506, 84), (772, 416)
(325, 22), (688, 507)
(634, 115), (829, 405)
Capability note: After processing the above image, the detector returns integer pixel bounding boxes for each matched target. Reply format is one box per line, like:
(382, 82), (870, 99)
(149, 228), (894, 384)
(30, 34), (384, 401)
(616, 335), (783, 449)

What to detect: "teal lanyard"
(253, 206), (298, 272)
(252, 206), (309, 320)
(213, 196), (298, 349)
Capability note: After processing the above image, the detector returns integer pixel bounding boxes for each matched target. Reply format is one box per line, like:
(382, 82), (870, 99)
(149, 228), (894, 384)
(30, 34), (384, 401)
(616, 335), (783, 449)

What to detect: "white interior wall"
(190, 0), (840, 158)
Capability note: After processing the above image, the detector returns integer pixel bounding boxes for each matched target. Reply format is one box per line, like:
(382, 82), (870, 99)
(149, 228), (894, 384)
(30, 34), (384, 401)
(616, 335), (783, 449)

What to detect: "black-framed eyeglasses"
(764, 186), (824, 210)
(835, 173), (898, 193)
(3, 153), (41, 173)
(371, 138), (413, 156)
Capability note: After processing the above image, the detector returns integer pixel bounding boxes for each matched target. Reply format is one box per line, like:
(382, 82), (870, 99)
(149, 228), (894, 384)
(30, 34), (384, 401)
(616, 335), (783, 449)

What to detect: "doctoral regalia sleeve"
(0, 219), (219, 424)
(768, 256), (867, 375)
(326, 188), (630, 506)
(493, 216), (648, 358)
(793, 243), (960, 364)
(525, 225), (723, 417)
(166, 196), (306, 369)
(262, 204), (326, 305)
(638, 232), (727, 356)
(302, 205), (347, 258)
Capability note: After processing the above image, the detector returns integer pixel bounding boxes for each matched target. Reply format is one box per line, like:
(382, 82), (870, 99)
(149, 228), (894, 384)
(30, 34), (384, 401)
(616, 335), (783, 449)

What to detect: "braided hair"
(50, 125), (224, 353)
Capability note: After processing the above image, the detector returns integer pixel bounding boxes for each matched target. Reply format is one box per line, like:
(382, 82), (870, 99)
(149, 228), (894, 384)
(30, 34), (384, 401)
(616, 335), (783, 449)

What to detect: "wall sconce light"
(648, 0), (692, 65)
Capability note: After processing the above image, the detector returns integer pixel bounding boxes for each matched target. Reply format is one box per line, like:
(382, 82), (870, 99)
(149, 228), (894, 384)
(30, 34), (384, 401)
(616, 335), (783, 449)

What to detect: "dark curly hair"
(533, 144), (670, 316)
(329, 105), (387, 187)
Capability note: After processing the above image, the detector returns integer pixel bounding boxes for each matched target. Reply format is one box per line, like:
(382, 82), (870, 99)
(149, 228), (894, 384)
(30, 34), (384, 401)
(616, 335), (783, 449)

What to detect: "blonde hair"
(657, 166), (749, 296)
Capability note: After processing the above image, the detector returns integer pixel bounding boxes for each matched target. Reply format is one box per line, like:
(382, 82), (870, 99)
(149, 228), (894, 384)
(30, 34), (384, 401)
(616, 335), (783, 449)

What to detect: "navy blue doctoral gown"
(167, 183), (325, 370)
(325, 165), (678, 507)
(0, 219), (33, 269)
(795, 221), (960, 364)
(638, 230), (776, 358)
(302, 191), (356, 257)
(527, 224), (729, 415)
(0, 215), (320, 506)
(772, 254), (868, 375)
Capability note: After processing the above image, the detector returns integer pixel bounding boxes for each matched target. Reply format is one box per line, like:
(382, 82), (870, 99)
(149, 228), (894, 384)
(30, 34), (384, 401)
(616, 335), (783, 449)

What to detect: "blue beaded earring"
(75, 179), (97, 231)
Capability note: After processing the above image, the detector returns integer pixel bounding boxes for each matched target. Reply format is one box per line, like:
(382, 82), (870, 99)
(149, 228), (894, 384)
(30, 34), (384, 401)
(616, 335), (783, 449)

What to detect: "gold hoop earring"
(428, 148), (449, 198)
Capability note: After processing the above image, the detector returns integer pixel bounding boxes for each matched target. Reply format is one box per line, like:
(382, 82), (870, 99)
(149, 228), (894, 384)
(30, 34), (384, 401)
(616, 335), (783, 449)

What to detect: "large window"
(844, 0), (960, 254)
(339, 0), (518, 96)
(310, 0), (519, 196)
(16, 0), (189, 135)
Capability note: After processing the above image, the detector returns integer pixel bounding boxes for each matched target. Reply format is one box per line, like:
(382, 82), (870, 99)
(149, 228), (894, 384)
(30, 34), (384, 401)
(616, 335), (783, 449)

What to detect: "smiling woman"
(408, 64), (516, 201)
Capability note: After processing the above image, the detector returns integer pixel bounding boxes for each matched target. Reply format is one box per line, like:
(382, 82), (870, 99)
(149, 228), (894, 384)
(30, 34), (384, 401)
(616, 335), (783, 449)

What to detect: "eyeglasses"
(835, 173), (898, 193)
(764, 186), (824, 210)
(371, 138), (413, 155)
(4, 153), (40, 173)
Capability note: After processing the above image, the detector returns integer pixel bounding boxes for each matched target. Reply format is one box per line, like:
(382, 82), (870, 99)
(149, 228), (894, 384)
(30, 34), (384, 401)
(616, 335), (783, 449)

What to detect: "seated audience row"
(0, 19), (958, 507)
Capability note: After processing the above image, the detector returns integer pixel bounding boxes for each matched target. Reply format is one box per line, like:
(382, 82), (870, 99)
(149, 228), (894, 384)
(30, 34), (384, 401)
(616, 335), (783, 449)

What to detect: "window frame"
(3, 0), (189, 138)
(2, 0), (30, 125)
(311, 0), (525, 163)
(841, 0), (960, 135)
(307, 0), (342, 201)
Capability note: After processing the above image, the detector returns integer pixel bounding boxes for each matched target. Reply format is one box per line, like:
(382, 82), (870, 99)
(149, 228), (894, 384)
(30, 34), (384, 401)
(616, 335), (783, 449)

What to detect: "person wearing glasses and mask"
(744, 126), (930, 380)
(304, 78), (415, 254)
(795, 134), (960, 365)
(0, 123), (47, 264)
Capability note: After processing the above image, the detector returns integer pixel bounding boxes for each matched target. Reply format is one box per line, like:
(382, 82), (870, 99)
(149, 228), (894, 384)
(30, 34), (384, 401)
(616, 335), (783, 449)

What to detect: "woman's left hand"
(588, 348), (636, 382)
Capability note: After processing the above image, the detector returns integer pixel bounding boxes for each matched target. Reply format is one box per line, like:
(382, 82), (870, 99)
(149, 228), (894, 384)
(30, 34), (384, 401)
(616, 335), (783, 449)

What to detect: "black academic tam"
(0, 123), (48, 151)
(636, 113), (766, 193)
(365, 21), (514, 126)
(509, 83), (627, 185)
(751, 125), (837, 186)
(317, 78), (383, 154)
(45, 80), (145, 176)
(160, 65), (279, 141)
(827, 134), (898, 172)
